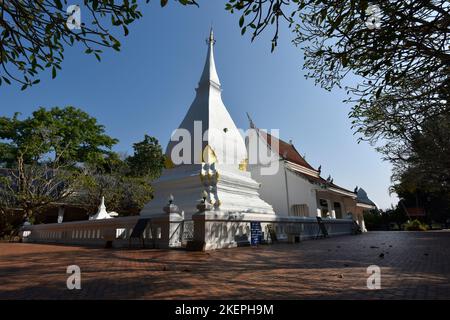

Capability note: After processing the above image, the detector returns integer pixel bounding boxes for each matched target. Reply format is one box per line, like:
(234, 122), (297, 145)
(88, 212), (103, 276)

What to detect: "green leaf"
(54, 0), (62, 10)
(161, 0), (168, 7)
(320, 8), (327, 22)
(239, 15), (245, 28)
(375, 87), (382, 98)
(112, 42), (121, 51)
(341, 55), (348, 67)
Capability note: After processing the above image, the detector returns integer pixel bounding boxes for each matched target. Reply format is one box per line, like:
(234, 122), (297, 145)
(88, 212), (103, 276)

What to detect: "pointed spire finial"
(246, 112), (256, 129)
(207, 27), (216, 46)
(99, 196), (106, 210)
(199, 28), (220, 88)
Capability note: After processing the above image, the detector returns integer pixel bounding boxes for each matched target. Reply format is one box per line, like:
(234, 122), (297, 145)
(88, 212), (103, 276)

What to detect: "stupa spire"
(165, 29), (247, 166)
(198, 28), (221, 89)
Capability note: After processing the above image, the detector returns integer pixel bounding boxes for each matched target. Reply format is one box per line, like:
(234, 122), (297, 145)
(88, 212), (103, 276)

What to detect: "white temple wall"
(249, 163), (288, 214)
(246, 127), (318, 218)
(248, 164), (319, 218)
(285, 169), (320, 218)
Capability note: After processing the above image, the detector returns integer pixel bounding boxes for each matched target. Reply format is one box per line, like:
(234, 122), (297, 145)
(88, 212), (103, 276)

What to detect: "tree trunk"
(23, 207), (33, 223)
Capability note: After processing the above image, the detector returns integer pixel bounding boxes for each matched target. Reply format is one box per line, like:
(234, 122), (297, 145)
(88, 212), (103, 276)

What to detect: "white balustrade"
(20, 212), (354, 250)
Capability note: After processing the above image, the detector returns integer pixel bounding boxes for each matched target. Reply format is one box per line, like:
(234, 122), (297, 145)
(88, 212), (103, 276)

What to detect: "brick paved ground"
(0, 231), (449, 299)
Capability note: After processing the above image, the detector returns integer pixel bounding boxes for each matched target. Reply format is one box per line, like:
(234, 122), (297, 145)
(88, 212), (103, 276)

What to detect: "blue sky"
(0, 2), (397, 209)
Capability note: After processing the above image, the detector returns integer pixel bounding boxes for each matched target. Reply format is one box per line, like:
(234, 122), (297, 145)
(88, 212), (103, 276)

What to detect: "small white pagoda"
(140, 30), (275, 249)
(89, 197), (118, 220)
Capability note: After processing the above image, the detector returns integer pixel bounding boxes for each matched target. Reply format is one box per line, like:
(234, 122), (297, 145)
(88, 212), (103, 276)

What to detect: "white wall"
(285, 169), (319, 217)
(250, 164), (320, 217)
(247, 129), (318, 217)
(250, 161), (288, 215)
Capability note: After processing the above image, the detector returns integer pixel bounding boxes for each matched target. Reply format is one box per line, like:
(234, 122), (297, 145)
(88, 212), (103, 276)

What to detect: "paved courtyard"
(0, 231), (449, 299)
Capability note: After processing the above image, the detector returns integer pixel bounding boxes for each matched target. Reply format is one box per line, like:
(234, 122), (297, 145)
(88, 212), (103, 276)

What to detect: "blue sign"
(250, 221), (262, 246)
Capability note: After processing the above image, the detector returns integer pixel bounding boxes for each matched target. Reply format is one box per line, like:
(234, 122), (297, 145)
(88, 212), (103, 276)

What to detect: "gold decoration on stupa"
(239, 158), (248, 171)
(202, 145), (217, 164)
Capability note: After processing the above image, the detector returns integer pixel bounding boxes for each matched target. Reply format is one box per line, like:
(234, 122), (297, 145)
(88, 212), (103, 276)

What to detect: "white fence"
(20, 214), (356, 250)
(20, 216), (166, 248)
(191, 213), (355, 250)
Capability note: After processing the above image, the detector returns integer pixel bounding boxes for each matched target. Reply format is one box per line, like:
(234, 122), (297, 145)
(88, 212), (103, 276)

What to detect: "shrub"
(404, 219), (428, 231)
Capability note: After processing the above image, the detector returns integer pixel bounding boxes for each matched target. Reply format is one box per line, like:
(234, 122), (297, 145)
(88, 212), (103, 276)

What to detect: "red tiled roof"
(255, 128), (355, 196)
(255, 129), (355, 195)
(257, 130), (316, 171)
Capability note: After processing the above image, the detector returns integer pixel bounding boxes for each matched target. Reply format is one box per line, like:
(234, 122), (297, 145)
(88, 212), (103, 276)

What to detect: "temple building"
(247, 124), (374, 231)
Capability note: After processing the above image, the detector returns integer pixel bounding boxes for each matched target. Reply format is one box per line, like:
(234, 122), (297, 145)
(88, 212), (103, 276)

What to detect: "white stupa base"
(140, 164), (275, 219)
(186, 210), (277, 251)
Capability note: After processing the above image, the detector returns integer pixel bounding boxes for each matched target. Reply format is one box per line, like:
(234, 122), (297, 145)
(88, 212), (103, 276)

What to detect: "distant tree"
(0, 106), (117, 220)
(363, 209), (384, 230)
(392, 113), (450, 223)
(118, 175), (155, 214)
(0, 206), (23, 238)
(0, 186), (18, 235)
(74, 134), (164, 216)
(388, 207), (409, 230)
(396, 188), (450, 224)
(392, 114), (450, 193)
(75, 168), (154, 216)
(126, 134), (165, 179)
(364, 207), (407, 230)
(0, 106), (165, 223)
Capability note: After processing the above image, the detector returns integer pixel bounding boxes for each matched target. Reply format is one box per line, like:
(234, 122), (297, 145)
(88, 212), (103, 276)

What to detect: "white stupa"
(90, 197), (118, 220)
(141, 29), (274, 218)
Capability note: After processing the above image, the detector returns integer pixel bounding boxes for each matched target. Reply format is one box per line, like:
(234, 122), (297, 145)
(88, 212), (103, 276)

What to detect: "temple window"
(290, 204), (309, 217)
